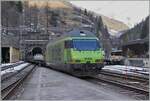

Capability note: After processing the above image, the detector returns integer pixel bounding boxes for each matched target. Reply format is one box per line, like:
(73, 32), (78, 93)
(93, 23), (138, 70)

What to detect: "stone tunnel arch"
(25, 47), (45, 61)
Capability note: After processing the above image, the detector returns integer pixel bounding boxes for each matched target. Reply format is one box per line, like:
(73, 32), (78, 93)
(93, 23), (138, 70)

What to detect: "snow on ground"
(1, 63), (29, 76)
(0, 61), (24, 68)
(109, 29), (118, 36)
(103, 65), (149, 75)
(0, 63), (15, 67)
(13, 63), (29, 71)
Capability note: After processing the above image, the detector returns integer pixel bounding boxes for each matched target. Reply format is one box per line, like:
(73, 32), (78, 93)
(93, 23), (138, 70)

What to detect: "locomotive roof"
(48, 29), (97, 44)
(65, 28), (96, 37)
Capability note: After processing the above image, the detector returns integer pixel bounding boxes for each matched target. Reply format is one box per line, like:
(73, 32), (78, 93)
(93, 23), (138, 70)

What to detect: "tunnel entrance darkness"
(2, 47), (10, 63)
(32, 47), (42, 56)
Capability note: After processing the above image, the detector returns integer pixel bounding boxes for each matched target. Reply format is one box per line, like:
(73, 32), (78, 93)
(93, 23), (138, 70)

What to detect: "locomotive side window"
(64, 40), (73, 48)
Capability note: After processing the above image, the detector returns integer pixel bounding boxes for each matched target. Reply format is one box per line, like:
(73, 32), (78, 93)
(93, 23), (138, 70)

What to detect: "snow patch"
(1, 63), (14, 67)
(0, 61), (24, 68)
(103, 65), (149, 75)
(109, 29), (119, 36)
(1, 63), (29, 76)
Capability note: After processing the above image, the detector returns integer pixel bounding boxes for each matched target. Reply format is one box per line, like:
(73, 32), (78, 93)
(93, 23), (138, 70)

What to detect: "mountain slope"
(27, 0), (129, 33)
(101, 15), (129, 36)
(28, 0), (72, 9)
(101, 15), (129, 31)
(120, 16), (149, 44)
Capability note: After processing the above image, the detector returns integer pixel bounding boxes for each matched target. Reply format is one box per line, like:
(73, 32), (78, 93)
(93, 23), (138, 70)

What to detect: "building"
(1, 34), (20, 63)
(122, 38), (149, 58)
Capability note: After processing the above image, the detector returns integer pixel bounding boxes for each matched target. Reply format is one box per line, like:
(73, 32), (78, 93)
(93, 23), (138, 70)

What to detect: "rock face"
(101, 15), (129, 32)
(1, 1), (129, 38)
(28, 1), (72, 9)
(1, 1), (129, 59)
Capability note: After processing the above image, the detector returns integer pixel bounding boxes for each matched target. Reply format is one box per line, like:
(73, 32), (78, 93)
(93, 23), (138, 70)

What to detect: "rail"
(100, 70), (149, 82)
(89, 71), (149, 96)
(1, 63), (31, 81)
(1, 65), (36, 100)
(91, 76), (149, 95)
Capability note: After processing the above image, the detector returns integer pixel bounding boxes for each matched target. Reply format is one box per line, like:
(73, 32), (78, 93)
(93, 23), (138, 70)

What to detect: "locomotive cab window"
(64, 40), (73, 48)
(73, 39), (100, 51)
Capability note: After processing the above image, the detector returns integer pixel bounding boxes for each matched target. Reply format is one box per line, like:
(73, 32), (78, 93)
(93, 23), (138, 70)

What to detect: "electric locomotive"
(45, 29), (105, 77)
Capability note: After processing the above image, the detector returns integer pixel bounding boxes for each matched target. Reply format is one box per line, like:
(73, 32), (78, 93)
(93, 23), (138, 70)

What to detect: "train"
(105, 50), (124, 65)
(45, 29), (105, 77)
(28, 54), (45, 66)
(110, 50), (124, 64)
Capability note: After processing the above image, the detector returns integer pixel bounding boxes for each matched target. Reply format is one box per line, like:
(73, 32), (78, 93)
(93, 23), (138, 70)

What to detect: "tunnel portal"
(32, 47), (43, 56)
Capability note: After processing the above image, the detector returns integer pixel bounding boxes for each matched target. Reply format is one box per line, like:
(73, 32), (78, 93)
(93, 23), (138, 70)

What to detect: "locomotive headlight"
(102, 51), (105, 56)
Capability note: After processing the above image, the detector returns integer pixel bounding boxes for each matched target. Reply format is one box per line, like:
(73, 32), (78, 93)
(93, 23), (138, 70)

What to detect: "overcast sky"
(70, 0), (149, 28)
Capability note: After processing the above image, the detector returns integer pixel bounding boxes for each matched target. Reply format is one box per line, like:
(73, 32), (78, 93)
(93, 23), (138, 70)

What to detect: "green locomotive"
(45, 29), (105, 76)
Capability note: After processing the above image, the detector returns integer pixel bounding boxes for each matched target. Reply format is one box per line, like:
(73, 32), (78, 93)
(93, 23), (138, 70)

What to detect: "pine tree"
(84, 9), (87, 15)
(50, 11), (60, 27)
(141, 16), (149, 39)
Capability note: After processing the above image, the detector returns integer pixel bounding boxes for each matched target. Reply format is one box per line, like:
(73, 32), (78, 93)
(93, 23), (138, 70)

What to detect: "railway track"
(1, 63), (31, 81)
(100, 70), (149, 82)
(89, 71), (149, 96)
(1, 64), (36, 100)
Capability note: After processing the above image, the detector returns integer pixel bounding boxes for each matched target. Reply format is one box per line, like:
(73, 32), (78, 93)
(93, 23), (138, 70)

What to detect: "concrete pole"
(10, 47), (12, 63)
(20, 2), (25, 61)
(0, 1), (1, 64)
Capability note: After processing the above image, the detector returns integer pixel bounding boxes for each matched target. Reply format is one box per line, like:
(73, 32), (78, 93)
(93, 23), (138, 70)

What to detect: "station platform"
(12, 66), (135, 100)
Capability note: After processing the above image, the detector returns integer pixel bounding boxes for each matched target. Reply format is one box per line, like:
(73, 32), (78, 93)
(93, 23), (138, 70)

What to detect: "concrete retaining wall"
(10, 47), (20, 63)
